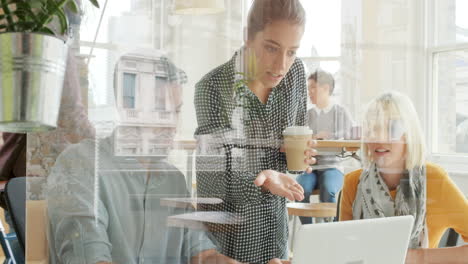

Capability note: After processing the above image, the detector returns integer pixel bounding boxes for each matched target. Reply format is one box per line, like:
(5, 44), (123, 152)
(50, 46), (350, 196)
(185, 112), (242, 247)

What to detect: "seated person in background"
(47, 135), (244, 264)
(46, 58), (245, 263)
(297, 69), (353, 224)
(340, 91), (468, 263)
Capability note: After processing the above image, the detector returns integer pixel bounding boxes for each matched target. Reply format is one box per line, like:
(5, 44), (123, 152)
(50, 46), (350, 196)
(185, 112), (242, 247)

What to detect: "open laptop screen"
(292, 215), (414, 264)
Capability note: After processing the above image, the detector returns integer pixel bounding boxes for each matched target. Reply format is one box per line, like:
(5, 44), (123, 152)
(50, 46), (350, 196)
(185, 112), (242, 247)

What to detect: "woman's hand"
(254, 170), (305, 201)
(304, 139), (318, 173)
(279, 139), (318, 174)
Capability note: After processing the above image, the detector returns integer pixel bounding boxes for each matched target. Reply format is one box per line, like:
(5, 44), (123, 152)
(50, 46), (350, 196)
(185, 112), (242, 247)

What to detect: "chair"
(336, 190), (342, 220)
(445, 229), (461, 247)
(4, 177), (25, 252)
(0, 216), (17, 264)
(5, 179), (48, 264)
(3, 177), (26, 264)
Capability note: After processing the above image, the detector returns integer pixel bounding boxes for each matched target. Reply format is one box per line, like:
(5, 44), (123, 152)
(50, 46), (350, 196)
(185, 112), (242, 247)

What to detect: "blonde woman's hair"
(361, 91), (426, 170)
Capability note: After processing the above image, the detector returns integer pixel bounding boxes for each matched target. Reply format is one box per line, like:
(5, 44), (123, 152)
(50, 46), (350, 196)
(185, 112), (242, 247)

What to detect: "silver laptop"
(292, 215), (414, 264)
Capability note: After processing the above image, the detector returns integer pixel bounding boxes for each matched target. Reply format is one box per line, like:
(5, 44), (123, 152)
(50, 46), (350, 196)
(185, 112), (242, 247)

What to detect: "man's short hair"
(308, 69), (335, 95)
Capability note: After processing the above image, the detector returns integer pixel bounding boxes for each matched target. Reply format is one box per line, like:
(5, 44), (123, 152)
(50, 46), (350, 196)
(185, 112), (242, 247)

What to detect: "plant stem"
(33, 0), (70, 32)
(1, 0), (16, 31)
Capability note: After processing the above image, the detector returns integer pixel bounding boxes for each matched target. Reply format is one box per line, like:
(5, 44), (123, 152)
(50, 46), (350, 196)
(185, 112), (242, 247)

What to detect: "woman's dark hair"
(308, 69), (335, 95)
(247, 0), (306, 40)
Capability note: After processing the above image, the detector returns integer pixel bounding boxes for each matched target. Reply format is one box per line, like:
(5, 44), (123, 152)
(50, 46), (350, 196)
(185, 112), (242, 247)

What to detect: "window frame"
(427, 43), (468, 170)
(154, 76), (168, 111)
(122, 72), (138, 109)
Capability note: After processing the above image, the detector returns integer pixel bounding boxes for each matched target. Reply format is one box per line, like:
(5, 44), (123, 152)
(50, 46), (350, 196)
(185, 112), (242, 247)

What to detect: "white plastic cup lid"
(282, 126), (313, 136)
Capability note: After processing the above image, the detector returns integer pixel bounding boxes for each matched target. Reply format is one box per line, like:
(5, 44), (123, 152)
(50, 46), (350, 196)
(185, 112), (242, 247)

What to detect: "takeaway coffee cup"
(283, 126), (313, 171)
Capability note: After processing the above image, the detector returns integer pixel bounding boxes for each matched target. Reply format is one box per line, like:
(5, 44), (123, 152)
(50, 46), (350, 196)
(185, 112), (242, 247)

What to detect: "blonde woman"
(340, 91), (468, 263)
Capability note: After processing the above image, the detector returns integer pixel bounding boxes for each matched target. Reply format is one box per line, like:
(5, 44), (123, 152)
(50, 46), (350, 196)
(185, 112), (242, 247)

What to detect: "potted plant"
(0, 0), (100, 132)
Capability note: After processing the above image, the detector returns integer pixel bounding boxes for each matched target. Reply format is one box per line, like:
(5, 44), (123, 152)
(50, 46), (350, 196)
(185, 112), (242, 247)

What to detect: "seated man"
(46, 53), (242, 264)
(47, 134), (244, 264)
(297, 69), (353, 224)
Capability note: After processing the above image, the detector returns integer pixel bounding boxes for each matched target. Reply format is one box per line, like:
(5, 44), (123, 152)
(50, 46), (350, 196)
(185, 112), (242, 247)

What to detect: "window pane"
(456, 0), (468, 43)
(434, 49), (468, 154)
(123, 73), (136, 109)
(433, 0), (468, 46)
(298, 0), (341, 57)
(155, 76), (167, 111)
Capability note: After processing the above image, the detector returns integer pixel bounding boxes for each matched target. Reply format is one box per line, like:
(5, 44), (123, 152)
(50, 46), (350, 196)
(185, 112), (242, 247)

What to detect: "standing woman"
(340, 91), (468, 262)
(194, 0), (316, 263)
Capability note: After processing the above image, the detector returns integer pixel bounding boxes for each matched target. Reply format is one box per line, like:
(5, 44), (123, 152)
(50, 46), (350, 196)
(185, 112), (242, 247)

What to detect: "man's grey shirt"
(47, 138), (215, 264)
(307, 103), (354, 169)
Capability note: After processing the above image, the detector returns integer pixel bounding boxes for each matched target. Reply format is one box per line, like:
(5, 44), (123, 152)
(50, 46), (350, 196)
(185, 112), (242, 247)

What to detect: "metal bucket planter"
(0, 32), (68, 132)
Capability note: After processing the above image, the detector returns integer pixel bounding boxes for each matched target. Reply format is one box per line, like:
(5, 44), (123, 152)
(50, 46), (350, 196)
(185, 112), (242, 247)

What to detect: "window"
(123, 73), (136, 109)
(155, 76), (167, 111)
(429, 0), (468, 160)
(431, 48), (468, 155)
(298, 0), (343, 104)
(122, 147), (137, 155)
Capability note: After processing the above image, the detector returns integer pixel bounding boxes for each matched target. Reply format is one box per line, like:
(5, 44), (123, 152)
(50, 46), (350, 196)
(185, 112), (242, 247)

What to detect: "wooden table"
(287, 202), (337, 218)
(316, 140), (360, 151)
(315, 140), (361, 161)
(167, 211), (241, 232)
(160, 197), (222, 209)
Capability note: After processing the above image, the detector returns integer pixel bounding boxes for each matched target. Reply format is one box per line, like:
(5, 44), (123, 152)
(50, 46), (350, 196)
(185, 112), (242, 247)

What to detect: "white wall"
(341, 0), (426, 122)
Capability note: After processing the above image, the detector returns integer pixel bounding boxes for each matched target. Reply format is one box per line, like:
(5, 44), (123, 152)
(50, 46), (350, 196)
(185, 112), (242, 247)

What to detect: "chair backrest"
(4, 176), (25, 250)
(336, 190), (342, 220)
(26, 200), (48, 263)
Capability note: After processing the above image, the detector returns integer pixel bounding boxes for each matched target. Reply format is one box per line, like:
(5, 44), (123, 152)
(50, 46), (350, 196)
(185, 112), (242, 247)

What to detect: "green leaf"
(38, 0), (69, 35)
(1, 0), (98, 35)
(14, 21), (37, 31)
(1, 0), (16, 31)
(14, 7), (27, 20)
(29, 1), (44, 9)
(54, 9), (68, 35)
(88, 0), (100, 8)
(38, 26), (55, 35)
(67, 0), (79, 13)
(17, 3), (40, 23)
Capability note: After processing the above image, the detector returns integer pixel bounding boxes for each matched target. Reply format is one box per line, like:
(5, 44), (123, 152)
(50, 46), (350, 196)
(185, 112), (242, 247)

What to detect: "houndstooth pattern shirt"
(194, 51), (307, 263)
